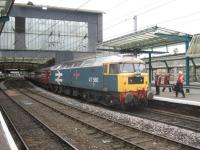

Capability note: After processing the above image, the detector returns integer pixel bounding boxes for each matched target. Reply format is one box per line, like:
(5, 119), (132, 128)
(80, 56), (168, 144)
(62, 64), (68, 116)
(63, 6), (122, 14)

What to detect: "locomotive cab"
(103, 62), (152, 107)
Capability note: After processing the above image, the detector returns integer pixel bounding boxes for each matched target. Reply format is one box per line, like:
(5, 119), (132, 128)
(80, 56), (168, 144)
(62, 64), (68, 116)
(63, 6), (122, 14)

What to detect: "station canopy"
(188, 34), (200, 57)
(0, 57), (51, 71)
(97, 26), (193, 53)
(0, 0), (14, 33)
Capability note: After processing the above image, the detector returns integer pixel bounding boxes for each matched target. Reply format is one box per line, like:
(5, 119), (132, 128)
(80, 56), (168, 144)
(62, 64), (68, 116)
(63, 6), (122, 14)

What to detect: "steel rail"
(0, 105), (30, 150)
(1, 89), (78, 150)
(21, 88), (199, 150)
(18, 89), (145, 149)
(125, 108), (200, 133)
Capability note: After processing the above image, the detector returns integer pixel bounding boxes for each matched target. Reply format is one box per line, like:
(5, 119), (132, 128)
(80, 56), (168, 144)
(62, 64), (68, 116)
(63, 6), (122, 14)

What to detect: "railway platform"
(150, 87), (200, 118)
(0, 111), (17, 150)
(151, 88), (200, 106)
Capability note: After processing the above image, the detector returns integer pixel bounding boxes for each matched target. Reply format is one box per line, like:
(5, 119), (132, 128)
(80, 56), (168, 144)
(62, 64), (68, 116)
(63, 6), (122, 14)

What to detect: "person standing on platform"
(155, 72), (161, 95)
(175, 71), (185, 98)
(162, 73), (171, 92)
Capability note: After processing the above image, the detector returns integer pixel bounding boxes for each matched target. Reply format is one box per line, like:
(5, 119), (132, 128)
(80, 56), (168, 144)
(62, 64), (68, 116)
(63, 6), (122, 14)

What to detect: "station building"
(0, 3), (103, 68)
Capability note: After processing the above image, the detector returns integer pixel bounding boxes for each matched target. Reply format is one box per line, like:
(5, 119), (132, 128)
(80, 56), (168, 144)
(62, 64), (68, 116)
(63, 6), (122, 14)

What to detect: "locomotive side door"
(103, 64), (109, 92)
(103, 63), (118, 92)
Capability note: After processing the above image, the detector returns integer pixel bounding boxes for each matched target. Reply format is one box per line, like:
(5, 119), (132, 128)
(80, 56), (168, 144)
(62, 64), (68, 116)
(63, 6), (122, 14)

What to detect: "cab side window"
(103, 64), (108, 74)
(109, 64), (119, 74)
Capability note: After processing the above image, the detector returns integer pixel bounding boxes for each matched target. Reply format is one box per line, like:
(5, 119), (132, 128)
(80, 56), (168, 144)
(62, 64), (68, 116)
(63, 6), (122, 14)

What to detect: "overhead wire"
(160, 17), (200, 30)
(103, 0), (200, 41)
(103, 0), (176, 31)
(76, 0), (92, 9)
(154, 10), (200, 25)
(103, 24), (157, 41)
(137, 0), (176, 16)
(104, 0), (162, 23)
(104, 0), (129, 13)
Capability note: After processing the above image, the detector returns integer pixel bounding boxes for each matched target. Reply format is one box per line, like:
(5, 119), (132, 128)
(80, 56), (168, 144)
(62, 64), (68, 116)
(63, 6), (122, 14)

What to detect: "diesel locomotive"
(29, 54), (153, 108)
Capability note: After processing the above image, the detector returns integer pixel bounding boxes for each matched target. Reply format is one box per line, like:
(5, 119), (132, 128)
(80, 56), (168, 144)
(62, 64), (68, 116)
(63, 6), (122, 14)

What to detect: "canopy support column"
(148, 52), (152, 91)
(191, 58), (197, 82)
(163, 60), (170, 73)
(185, 39), (190, 93)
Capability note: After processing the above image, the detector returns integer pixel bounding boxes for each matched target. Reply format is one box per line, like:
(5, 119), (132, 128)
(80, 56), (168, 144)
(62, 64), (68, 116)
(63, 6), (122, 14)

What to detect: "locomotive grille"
(128, 76), (144, 84)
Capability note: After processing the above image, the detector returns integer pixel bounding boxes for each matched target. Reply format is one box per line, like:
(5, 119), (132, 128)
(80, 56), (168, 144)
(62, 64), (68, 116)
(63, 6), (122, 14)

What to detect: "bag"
(172, 84), (177, 91)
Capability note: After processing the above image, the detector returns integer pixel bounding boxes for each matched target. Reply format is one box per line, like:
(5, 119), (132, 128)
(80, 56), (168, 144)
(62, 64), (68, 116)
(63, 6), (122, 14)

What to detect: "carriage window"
(109, 64), (119, 74)
(103, 64), (108, 74)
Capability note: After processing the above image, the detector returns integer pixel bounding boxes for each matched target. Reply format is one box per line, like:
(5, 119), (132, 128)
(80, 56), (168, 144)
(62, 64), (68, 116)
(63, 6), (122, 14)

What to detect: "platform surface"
(0, 112), (17, 150)
(0, 125), (10, 150)
(152, 87), (200, 106)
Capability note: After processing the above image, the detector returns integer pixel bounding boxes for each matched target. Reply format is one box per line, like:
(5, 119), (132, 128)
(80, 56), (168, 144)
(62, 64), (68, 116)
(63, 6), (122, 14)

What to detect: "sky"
(14, 0), (200, 54)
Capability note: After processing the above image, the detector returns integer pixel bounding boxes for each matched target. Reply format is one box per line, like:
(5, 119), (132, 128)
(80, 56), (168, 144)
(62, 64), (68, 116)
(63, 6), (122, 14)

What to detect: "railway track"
(0, 105), (29, 150)
(25, 85), (200, 133)
(5, 79), (200, 133)
(18, 89), (146, 149)
(18, 87), (198, 150)
(126, 108), (200, 133)
(0, 89), (77, 150)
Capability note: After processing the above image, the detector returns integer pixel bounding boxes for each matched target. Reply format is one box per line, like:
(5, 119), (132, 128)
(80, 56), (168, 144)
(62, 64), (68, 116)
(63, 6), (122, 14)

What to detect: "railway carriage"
(29, 67), (51, 89)
(48, 54), (153, 108)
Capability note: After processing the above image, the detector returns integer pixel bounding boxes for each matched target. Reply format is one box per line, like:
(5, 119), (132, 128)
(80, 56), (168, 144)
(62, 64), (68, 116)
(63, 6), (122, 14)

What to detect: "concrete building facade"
(0, 3), (103, 70)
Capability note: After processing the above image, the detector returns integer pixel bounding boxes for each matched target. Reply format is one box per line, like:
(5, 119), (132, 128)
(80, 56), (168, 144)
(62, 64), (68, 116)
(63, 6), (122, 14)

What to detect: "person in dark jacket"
(155, 73), (161, 95)
(162, 73), (171, 92)
(175, 71), (185, 98)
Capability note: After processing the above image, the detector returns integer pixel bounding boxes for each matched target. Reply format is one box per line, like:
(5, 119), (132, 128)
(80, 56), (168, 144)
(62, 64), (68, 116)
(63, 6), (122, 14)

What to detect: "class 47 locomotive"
(34, 54), (153, 109)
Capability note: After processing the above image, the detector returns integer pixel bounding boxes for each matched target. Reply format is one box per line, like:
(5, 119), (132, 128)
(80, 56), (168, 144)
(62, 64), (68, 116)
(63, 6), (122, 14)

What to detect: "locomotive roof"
(80, 54), (145, 67)
(51, 54), (144, 70)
